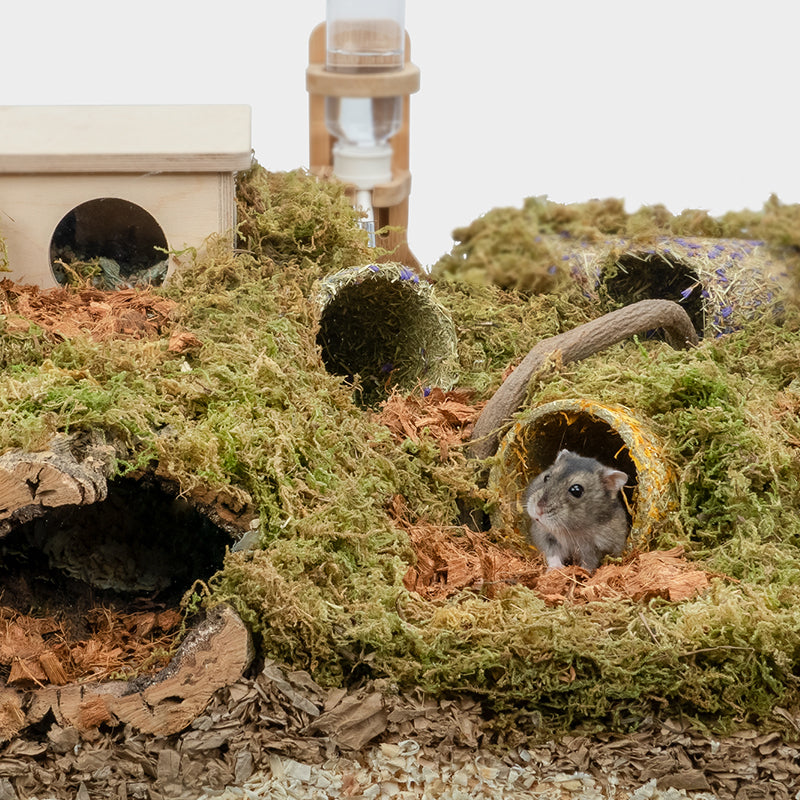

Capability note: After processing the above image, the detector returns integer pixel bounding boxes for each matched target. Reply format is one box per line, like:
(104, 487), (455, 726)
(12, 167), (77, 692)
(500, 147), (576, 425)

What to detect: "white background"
(3, 1), (798, 268)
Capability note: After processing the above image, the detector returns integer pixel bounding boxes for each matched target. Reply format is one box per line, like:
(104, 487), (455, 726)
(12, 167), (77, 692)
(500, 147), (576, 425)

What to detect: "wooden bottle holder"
(306, 23), (421, 269)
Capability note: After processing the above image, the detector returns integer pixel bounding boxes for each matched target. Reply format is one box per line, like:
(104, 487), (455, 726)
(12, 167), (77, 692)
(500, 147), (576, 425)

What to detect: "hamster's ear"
(556, 449), (575, 461)
(603, 468), (628, 494)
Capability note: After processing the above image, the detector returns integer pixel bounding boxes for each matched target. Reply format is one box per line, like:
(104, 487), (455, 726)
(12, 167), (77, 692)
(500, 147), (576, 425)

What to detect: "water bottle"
(325, 0), (404, 147)
(324, 0), (405, 244)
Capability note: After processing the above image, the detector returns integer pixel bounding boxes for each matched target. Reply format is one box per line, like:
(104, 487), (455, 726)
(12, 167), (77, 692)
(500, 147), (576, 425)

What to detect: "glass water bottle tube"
(324, 0), (405, 246)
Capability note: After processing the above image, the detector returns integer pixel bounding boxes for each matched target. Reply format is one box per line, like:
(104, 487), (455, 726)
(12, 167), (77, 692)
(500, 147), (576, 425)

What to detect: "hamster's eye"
(568, 484), (584, 498)
(542, 473), (550, 483)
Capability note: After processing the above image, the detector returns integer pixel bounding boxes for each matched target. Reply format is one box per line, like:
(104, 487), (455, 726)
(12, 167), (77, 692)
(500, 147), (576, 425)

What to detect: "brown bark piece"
(0, 278), (175, 342)
(0, 437), (114, 531)
(26, 604), (253, 737)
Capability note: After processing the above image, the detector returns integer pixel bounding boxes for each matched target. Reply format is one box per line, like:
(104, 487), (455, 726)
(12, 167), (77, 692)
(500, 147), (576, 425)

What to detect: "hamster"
(523, 449), (629, 572)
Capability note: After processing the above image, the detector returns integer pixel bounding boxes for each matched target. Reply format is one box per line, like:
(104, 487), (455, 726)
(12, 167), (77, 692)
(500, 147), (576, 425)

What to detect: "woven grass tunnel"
(585, 237), (786, 339)
(315, 263), (458, 406)
(489, 398), (676, 555)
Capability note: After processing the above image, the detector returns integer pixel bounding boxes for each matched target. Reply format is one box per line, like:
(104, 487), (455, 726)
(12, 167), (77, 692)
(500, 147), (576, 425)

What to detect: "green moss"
(432, 193), (800, 298)
(2, 165), (800, 737)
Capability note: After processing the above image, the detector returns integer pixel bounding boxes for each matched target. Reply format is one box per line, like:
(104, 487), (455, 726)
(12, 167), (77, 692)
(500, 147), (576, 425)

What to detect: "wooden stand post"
(306, 23), (421, 269)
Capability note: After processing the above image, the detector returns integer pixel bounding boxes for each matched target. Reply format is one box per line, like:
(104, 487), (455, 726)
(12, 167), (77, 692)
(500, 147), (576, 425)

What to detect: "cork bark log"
(2, 604), (253, 742)
(0, 433), (257, 739)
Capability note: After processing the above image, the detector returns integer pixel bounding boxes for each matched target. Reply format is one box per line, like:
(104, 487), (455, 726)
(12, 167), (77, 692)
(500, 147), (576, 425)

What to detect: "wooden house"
(0, 105), (252, 288)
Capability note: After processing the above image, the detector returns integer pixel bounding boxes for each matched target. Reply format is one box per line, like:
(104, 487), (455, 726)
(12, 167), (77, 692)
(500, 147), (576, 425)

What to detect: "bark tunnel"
(0, 436), (251, 627)
(0, 438), (255, 739)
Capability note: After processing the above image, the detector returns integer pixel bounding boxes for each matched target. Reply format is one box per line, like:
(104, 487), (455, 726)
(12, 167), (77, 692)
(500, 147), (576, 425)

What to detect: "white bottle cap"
(332, 142), (393, 190)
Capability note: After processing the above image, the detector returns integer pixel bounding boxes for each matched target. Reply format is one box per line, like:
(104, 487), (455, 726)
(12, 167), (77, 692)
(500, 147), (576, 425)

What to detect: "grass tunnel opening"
(492, 400), (675, 556)
(316, 266), (457, 407)
(602, 251), (705, 337)
(515, 409), (637, 520)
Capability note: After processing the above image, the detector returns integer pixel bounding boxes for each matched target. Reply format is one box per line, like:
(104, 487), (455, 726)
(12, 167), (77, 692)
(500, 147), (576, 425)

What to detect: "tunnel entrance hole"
(487, 398), (679, 557)
(602, 251), (705, 338)
(510, 408), (637, 525)
(0, 476), (231, 635)
(49, 198), (169, 288)
(315, 265), (458, 408)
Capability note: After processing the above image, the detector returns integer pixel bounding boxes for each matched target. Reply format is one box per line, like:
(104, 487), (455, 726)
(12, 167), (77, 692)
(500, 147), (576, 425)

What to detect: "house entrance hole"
(49, 198), (169, 288)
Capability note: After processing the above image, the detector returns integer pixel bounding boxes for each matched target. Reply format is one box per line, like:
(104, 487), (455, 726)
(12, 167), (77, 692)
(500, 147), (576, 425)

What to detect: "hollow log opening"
(0, 475), (231, 612)
(602, 251), (705, 337)
(49, 197), (169, 289)
(315, 267), (457, 407)
(0, 464), (254, 734)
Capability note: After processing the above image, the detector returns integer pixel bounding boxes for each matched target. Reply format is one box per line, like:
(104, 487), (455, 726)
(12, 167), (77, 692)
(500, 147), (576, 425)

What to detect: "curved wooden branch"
(469, 299), (698, 460)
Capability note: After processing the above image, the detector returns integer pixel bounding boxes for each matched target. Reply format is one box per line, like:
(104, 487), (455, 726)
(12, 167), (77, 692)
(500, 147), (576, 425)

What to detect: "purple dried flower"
(680, 285), (696, 300)
(721, 305), (733, 319)
(715, 268), (729, 283)
(368, 264), (380, 272)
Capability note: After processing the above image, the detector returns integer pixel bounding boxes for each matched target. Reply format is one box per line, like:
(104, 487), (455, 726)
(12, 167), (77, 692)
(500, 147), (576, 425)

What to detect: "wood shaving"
(2, 658), (797, 799)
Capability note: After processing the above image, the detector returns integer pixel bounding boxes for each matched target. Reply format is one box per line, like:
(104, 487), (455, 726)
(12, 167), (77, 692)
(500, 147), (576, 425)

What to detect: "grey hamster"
(523, 449), (629, 572)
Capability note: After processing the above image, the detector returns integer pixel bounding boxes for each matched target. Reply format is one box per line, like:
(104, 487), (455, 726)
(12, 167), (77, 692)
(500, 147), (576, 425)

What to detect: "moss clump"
(2, 167), (800, 737)
(432, 193), (800, 299)
(235, 165), (372, 276)
(431, 196), (629, 294)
